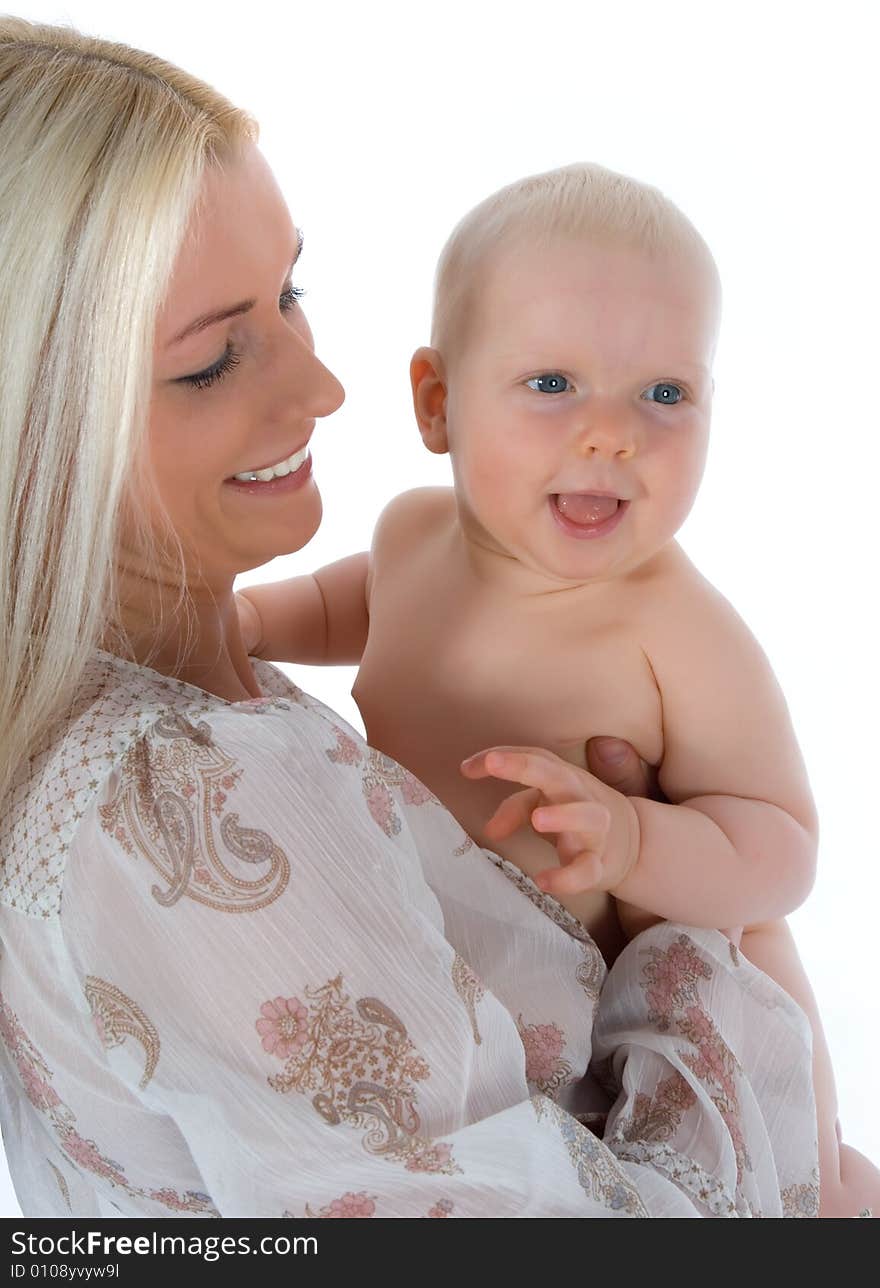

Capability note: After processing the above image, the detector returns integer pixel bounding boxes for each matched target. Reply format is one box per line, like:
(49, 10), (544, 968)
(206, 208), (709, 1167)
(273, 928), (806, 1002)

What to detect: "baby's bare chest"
(353, 544), (664, 857)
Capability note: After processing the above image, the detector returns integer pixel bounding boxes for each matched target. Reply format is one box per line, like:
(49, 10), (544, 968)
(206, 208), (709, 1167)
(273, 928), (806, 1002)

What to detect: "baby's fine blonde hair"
(0, 17), (258, 815)
(430, 161), (721, 358)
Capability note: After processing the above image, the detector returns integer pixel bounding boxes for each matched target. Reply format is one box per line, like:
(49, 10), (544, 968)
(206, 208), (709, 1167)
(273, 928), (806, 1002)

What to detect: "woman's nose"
(286, 331), (345, 420)
(309, 353), (345, 420)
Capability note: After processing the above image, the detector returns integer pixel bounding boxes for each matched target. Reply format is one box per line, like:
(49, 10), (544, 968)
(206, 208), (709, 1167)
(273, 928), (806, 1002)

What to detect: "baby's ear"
(410, 347), (449, 454)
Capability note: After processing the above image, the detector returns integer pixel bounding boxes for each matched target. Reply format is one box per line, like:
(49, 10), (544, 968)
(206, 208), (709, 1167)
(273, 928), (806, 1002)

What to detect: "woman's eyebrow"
(166, 228), (304, 348)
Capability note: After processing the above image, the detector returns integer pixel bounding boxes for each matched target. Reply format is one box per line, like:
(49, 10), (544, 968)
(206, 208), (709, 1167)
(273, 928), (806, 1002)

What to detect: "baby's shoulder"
(635, 544), (763, 670)
(630, 542), (727, 620)
(370, 486), (454, 561)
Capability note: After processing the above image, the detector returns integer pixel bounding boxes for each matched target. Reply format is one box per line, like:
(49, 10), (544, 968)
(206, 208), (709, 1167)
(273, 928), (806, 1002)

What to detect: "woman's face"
(145, 143), (344, 584)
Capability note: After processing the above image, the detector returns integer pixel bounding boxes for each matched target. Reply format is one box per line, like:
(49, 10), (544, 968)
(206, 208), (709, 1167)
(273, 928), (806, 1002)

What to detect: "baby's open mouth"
(552, 493), (621, 526)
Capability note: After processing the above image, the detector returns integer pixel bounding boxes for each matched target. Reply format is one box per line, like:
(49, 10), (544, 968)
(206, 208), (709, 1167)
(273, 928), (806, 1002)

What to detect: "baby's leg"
(740, 918), (878, 1217)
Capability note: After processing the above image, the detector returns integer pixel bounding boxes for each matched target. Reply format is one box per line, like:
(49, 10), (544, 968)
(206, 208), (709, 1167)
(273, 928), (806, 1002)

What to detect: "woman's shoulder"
(0, 649), (354, 922)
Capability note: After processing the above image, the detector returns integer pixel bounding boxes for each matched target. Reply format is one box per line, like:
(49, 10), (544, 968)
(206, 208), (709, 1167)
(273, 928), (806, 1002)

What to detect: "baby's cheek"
(462, 441), (517, 507)
(658, 442), (706, 520)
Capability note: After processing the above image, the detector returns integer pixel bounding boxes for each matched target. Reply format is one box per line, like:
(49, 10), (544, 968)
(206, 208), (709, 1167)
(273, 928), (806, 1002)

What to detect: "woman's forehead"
(156, 148), (299, 346)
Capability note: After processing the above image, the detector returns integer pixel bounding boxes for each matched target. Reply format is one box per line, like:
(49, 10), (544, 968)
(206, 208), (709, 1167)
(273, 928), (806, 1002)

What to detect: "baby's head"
(411, 162), (722, 588)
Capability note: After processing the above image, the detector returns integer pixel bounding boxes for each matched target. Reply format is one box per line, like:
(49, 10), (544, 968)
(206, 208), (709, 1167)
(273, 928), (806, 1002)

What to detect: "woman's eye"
(525, 373), (570, 394)
(280, 283), (306, 314)
(180, 345), (242, 391)
(179, 284), (307, 390)
(642, 381), (684, 405)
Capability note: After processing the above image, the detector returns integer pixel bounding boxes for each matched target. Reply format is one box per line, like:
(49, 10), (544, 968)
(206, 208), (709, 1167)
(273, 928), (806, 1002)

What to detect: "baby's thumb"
(586, 737), (650, 798)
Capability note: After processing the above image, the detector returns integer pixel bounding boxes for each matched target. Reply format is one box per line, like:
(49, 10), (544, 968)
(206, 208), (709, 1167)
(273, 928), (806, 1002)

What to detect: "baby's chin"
(459, 523), (614, 593)
(527, 506), (678, 587)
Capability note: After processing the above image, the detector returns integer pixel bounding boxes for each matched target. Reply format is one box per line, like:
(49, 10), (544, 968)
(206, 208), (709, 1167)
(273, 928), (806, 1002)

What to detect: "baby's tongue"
(555, 493), (619, 525)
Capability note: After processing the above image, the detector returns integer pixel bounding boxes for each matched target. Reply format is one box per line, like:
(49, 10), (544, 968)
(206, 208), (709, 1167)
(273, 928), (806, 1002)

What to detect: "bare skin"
(238, 233), (879, 1216)
(103, 142), (344, 702)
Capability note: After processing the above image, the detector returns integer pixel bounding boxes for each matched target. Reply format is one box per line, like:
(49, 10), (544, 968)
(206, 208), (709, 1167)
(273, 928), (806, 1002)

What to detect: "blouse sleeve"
(56, 698), (820, 1218)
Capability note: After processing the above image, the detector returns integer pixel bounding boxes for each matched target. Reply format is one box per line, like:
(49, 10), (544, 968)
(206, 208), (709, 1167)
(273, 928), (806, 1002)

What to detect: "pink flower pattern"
(400, 772), (437, 807)
(258, 975), (460, 1176)
(404, 1141), (454, 1173)
(637, 934), (751, 1186)
(517, 1017), (573, 1098)
(617, 1073), (698, 1145)
(306, 1190), (377, 1218)
(256, 997), (310, 1059)
(299, 1191), (455, 1218)
(364, 782), (401, 838)
(324, 727), (363, 767)
(323, 726), (437, 839)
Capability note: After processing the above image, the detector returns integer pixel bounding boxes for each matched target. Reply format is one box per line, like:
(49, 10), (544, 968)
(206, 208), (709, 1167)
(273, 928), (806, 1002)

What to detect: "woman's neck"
(102, 572), (263, 704)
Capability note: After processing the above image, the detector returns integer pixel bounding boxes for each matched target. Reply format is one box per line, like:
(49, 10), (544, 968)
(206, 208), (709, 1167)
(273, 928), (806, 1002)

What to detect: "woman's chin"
(235, 485), (323, 570)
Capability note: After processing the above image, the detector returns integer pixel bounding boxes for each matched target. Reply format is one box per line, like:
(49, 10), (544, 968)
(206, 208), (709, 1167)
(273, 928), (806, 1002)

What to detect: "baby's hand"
(460, 745), (640, 897)
(234, 591), (264, 656)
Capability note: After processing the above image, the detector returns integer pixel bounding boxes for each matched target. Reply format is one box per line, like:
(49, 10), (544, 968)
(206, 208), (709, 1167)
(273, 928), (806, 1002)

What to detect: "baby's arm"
(236, 551), (370, 665)
(611, 573), (819, 927)
(235, 488), (436, 665)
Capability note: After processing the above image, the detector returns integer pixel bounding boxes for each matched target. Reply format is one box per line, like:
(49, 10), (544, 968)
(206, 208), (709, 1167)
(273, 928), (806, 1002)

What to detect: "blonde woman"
(0, 17), (819, 1218)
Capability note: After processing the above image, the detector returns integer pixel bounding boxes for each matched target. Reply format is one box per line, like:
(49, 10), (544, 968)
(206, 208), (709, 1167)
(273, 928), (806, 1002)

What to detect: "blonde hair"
(0, 17), (259, 814)
(430, 161), (720, 358)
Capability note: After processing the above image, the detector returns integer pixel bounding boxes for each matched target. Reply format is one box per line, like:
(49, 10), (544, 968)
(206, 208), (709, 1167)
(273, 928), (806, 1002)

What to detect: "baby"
(235, 163), (878, 1217)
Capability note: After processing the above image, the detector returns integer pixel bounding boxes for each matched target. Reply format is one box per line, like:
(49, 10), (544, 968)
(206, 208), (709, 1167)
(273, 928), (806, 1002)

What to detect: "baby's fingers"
(532, 802), (610, 895)
(536, 850), (604, 895)
(484, 787), (543, 841)
(531, 801), (610, 838)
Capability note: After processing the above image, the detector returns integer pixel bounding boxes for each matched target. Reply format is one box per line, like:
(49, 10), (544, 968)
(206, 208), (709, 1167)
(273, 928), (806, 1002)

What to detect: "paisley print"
(84, 977), (160, 1089)
(98, 713), (290, 912)
(258, 975), (460, 1176)
(0, 988), (217, 1215)
(451, 954), (484, 1046)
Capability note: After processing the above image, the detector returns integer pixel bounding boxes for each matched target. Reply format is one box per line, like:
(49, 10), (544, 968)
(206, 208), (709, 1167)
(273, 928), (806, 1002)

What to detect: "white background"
(3, 0), (878, 1217)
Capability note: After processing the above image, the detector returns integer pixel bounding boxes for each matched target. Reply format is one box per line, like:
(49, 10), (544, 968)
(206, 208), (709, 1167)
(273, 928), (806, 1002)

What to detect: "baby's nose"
(576, 421), (637, 460)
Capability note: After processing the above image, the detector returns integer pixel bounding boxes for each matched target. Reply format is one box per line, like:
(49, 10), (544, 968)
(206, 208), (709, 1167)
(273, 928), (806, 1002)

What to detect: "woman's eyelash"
(183, 346), (242, 391)
(180, 285), (306, 391)
(281, 284), (306, 311)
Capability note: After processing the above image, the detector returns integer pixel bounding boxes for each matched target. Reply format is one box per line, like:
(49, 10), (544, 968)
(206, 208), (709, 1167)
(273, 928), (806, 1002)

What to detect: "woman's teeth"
(233, 445), (309, 483)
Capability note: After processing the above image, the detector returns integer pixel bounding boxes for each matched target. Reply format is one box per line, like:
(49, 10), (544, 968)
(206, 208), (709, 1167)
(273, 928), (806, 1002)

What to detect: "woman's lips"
(549, 493), (628, 539)
(224, 451), (313, 495)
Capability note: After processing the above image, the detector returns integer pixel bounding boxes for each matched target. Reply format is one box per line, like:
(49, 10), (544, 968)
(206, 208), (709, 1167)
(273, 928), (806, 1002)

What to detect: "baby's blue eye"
(526, 373), (570, 394)
(643, 382), (683, 405)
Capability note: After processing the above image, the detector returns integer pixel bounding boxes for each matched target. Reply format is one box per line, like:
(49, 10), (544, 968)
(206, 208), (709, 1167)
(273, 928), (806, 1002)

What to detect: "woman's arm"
(50, 711), (633, 1215)
(52, 708), (817, 1216)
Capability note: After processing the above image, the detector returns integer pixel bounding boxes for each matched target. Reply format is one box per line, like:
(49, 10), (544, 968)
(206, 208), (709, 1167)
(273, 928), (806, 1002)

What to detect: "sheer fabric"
(0, 650), (819, 1217)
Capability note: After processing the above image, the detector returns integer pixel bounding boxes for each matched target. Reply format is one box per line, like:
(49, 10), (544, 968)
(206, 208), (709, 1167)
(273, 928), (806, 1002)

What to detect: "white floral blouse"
(0, 649), (820, 1218)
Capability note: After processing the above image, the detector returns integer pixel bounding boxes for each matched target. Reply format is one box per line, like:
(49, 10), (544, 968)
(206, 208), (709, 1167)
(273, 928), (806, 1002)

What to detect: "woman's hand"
(460, 745), (641, 898)
(584, 736), (664, 801)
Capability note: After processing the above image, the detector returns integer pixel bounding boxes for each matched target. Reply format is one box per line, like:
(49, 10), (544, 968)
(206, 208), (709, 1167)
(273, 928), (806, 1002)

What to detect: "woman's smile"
(224, 446), (313, 496)
(231, 440), (311, 481)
